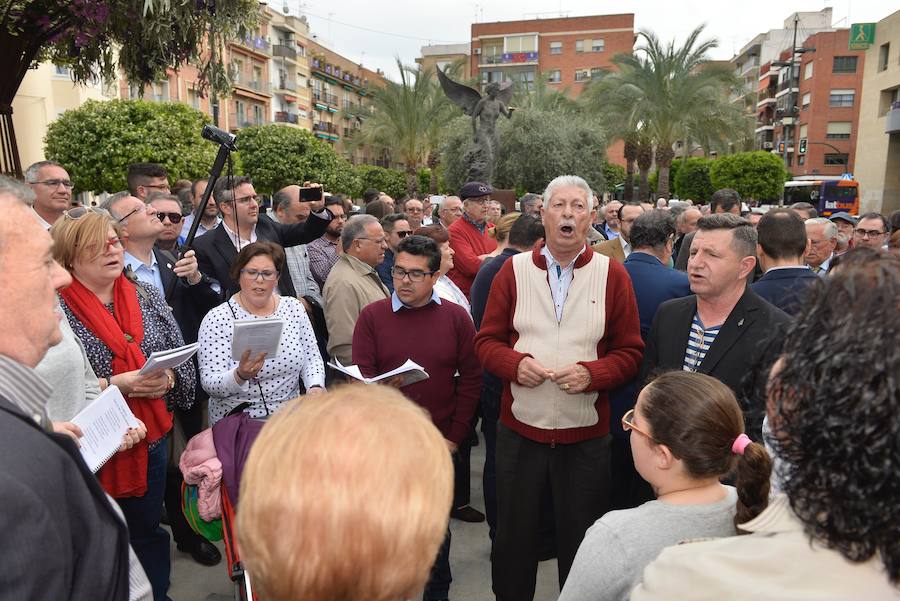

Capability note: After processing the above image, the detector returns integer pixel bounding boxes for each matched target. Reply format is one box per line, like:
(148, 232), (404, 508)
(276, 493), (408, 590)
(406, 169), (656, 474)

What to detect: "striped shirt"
(682, 313), (722, 372)
(0, 354), (52, 429)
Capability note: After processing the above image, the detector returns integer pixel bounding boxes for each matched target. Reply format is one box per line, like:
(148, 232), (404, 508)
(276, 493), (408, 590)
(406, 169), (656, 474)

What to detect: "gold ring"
(563, 383), (571, 391)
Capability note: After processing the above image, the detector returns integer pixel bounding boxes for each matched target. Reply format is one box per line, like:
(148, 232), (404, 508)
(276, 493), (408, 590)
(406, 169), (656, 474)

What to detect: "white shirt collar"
(222, 220), (257, 250)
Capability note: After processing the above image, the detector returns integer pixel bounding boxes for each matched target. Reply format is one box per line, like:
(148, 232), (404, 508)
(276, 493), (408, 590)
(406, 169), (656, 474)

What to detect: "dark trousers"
(117, 441), (171, 601)
(493, 424), (611, 601)
(423, 527), (452, 601)
(164, 401), (206, 548)
(452, 437), (472, 508)
(481, 387), (500, 540)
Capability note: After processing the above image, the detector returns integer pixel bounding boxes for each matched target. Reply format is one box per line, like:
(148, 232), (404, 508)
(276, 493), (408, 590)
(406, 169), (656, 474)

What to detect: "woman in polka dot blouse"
(198, 242), (325, 424)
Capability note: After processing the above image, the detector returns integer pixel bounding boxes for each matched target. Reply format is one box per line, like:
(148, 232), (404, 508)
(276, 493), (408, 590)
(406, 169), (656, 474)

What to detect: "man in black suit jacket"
(0, 189), (138, 600)
(641, 214), (790, 440)
(191, 175), (331, 298)
(751, 209), (821, 316)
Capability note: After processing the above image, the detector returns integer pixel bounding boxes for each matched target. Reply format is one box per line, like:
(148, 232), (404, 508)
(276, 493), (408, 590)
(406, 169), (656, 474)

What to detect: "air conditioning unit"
(307, 80), (313, 87)
(474, 48), (482, 55)
(763, 141), (774, 149)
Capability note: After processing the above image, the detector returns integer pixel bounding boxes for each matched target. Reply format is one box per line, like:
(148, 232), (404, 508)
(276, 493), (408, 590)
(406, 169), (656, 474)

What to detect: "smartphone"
(300, 186), (323, 202)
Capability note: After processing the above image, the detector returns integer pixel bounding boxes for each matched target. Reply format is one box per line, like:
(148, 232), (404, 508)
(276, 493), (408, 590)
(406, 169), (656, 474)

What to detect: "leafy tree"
(583, 25), (743, 199)
(236, 124), (359, 195)
(602, 161), (626, 192)
(44, 99), (218, 193)
(1, 0), (257, 174)
(674, 157), (715, 202)
(441, 109), (606, 195)
(708, 151), (787, 202)
(354, 165), (407, 199)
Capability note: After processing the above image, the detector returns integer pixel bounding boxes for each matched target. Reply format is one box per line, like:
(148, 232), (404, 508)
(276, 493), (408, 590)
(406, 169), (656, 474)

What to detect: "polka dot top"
(198, 295), (325, 425)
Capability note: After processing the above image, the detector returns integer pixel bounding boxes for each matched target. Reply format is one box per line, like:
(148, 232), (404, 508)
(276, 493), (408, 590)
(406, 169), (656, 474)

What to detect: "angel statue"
(437, 68), (515, 184)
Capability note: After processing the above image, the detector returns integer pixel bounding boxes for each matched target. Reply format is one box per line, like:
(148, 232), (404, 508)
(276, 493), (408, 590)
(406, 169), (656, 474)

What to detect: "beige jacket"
(592, 236), (627, 263)
(323, 254), (389, 365)
(631, 493), (898, 601)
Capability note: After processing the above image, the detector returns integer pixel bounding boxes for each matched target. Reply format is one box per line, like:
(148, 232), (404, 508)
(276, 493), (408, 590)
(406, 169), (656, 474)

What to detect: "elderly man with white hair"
(475, 175), (644, 601)
(804, 217), (838, 277)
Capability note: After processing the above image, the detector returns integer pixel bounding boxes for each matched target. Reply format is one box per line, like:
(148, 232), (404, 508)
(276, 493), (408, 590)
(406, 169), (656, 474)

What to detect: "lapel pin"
(738, 318), (745, 327)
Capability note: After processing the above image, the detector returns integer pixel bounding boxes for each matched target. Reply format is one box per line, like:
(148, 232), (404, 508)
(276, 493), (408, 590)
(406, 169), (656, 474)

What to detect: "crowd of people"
(1, 158), (898, 601)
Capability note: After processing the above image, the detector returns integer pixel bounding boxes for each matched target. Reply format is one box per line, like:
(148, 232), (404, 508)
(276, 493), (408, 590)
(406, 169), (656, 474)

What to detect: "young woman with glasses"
(197, 242), (325, 426)
(559, 370), (772, 601)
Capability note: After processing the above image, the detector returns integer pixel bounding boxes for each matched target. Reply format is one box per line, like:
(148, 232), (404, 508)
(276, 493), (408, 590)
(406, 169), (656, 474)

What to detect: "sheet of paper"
(70, 385), (140, 473)
(327, 358), (429, 386)
(139, 342), (200, 375)
(231, 318), (284, 361)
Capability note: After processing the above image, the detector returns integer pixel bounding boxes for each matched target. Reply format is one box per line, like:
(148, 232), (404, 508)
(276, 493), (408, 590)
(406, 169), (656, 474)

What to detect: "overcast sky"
(283, 0), (892, 79)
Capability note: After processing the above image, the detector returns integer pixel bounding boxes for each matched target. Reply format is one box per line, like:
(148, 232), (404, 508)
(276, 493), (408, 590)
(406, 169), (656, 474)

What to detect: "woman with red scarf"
(51, 209), (195, 601)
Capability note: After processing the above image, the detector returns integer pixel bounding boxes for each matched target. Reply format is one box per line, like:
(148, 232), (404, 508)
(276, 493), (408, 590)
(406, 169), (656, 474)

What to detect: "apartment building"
(470, 14), (635, 165)
(269, 11), (313, 130)
(856, 10), (900, 214)
(763, 29), (866, 177)
(416, 43), (470, 76)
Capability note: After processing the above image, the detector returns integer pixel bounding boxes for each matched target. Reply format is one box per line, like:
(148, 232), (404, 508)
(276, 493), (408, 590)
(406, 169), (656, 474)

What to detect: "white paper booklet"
(231, 317), (284, 361)
(139, 342), (200, 375)
(70, 385), (140, 473)
(327, 358), (430, 387)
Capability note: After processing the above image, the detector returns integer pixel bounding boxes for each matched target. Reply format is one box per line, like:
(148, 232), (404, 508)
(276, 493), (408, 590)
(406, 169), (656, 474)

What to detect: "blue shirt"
(604, 223), (620, 240)
(375, 249), (396, 293)
(540, 245), (585, 322)
(390, 290), (442, 312)
(124, 250), (164, 295)
(683, 313), (722, 372)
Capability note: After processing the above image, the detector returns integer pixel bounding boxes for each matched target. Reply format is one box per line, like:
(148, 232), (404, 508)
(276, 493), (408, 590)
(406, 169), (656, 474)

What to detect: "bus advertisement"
(783, 178), (859, 217)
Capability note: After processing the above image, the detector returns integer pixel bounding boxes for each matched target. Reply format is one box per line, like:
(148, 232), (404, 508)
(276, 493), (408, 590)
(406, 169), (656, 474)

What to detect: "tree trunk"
(426, 150), (440, 194)
(406, 164), (418, 196)
(655, 143), (676, 200)
(636, 137), (653, 202)
(623, 136), (638, 202)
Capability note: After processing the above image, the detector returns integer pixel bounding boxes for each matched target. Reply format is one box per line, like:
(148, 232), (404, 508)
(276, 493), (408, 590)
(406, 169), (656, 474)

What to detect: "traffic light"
(778, 141), (786, 153)
(799, 138), (807, 154)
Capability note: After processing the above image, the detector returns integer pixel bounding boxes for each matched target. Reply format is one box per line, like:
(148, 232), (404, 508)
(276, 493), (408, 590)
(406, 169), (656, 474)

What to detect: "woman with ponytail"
(560, 371), (771, 601)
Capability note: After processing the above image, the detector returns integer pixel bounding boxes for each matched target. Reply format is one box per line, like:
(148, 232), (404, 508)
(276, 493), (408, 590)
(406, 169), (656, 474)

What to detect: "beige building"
(268, 9), (312, 130)
(416, 43), (470, 77)
(855, 10), (900, 214)
(12, 62), (117, 169)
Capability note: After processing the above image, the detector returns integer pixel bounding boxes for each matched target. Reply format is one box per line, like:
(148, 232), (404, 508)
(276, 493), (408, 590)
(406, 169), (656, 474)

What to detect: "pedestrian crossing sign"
(849, 24), (875, 50)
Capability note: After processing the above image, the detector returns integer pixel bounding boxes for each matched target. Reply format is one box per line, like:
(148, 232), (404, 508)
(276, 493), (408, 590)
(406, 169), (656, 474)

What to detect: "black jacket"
(750, 267), (821, 317)
(153, 247), (222, 343)
(640, 288), (790, 439)
(0, 398), (130, 601)
(191, 212), (331, 299)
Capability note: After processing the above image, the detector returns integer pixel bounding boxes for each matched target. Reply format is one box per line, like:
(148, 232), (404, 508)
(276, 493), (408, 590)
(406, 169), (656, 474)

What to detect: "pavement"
(168, 432), (560, 600)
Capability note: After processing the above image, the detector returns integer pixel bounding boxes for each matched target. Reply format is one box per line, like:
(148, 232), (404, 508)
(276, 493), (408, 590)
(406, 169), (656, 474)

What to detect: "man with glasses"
(593, 202), (646, 263)
(322, 215), (390, 366)
(376, 214), (412, 292)
(148, 193), (186, 253)
(852, 212), (890, 250)
(352, 234), (481, 601)
(404, 197), (426, 229)
(25, 160), (74, 228)
(448, 181), (499, 298)
(437, 195), (463, 229)
(804, 217), (839, 277)
(192, 175), (331, 299)
(127, 163), (171, 201)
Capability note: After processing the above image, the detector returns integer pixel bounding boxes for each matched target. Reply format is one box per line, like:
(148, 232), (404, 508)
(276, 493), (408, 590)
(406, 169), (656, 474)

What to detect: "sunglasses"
(63, 206), (110, 220)
(395, 230), (412, 238)
(157, 212), (183, 224)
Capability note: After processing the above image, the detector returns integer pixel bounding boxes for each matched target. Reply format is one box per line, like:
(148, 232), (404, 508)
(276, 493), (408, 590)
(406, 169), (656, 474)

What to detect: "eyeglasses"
(853, 228), (886, 238)
(391, 266), (435, 282)
(357, 236), (388, 246)
(105, 237), (124, 251)
(114, 204), (153, 224)
(157, 212), (183, 224)
(395, 230), (412, 238)
(621, 408), (656, 442)
(240, 268), (279, 281)
(33, 179), (74, 189)
(141, 183), (170, 191)
(230, 194), (260, 205)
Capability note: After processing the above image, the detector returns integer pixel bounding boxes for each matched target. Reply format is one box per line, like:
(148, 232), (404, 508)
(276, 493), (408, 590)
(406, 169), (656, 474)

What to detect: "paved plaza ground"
(169, 432), (560, 600)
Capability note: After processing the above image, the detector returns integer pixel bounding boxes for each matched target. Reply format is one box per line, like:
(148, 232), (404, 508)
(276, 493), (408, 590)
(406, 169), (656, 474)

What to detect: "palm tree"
(583, 25), (741, 199)
(622, 134), (638, 202)
(636, 135), (654, 201)
(353, 59), (453, 193)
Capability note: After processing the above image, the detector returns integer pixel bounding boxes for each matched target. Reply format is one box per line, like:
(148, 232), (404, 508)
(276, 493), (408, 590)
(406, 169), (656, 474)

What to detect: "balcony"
(241, 35), (270, 55)
(276, 78), (297, 92)
(313, 91), (339, 107)
(740, 58), (760, 77)
(275, 111), (300, 125)
(233, 79), (272, 97)
(776, 78), (799, 95)
(272, 44), (297, 61)
(756, 89), (777, 107)
(313, 121), (339, 135)
(887, 104), (900, 134)
(479, 51), (539, 66)
(311, 57), (367, 89)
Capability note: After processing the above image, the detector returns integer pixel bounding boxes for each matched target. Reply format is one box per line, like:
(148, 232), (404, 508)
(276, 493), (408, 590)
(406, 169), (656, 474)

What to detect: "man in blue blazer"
(752, 209), (821, 317)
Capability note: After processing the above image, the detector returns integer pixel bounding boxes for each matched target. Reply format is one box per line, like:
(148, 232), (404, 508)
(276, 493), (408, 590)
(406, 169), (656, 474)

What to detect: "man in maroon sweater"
(447, 181), (498, 298)
(352, 235), (481, 601)
(475, 175), (643, 601)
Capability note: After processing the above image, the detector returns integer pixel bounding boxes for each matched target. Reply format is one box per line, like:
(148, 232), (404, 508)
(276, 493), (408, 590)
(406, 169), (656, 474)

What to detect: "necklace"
(237, 292), (276, 317)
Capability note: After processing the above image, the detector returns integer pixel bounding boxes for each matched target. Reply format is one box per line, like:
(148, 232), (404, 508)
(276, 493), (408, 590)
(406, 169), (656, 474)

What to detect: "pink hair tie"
(732, 433), (752, 455)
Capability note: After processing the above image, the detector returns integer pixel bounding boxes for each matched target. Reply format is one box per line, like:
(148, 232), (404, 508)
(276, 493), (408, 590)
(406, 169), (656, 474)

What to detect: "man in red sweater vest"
(447, 181), (498, 298)
(352, 235), (481, 601)
(475, 175), (644, 601)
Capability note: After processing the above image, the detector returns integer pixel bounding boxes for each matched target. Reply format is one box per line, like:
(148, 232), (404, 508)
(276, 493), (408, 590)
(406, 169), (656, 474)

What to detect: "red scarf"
(59, 274), (172, 497)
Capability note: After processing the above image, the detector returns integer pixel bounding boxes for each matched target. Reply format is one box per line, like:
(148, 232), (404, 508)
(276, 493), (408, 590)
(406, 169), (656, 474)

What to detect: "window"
(53, 64), (70, 77)
(506, 35), (536, 53)
(824, 153), (849, 166)
(879, 43), (890, 72)
(547, 70), (561, 83)
(833, 56), (858, 73)
(575, 40), (584, 53)
(829, 89), (855, 107)
(799, 124), (808, 140)
(591, 39), (605, 52)
(151, 80), (169, 102)
(297, 45), (306, 57)
(481, 70), (503, 84)
(187, 88), (200, 109)
(804, 62), (813, 79)
(253, 105), (264, 125)
(550, 41), (562, 55)
(590, 67), (607, 80)
(574, 69), (590, 82)
(252, 66), (262, 85)
(236, 100), (246, 124)
(801, 92), (811, 109)
(825, 122), (852, 139)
